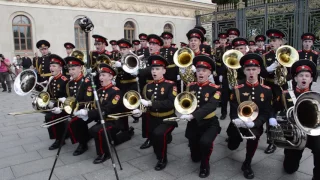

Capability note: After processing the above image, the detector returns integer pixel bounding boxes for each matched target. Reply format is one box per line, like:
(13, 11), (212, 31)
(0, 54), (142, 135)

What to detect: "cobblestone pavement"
(0, 80), (318, 180)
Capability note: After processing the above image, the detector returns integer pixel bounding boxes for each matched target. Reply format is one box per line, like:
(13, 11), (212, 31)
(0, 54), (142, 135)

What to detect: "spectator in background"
(0, 54), (12, 93)
(21, 53), (32, 70)
(12, 56), (22, 75)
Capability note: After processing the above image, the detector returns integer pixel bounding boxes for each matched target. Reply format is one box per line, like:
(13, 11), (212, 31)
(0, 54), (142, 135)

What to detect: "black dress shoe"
(93, 154), (111, 164)
(167, 134), (172, 144)
(264, 144), (277, 154)
(140, 139), (151, 149)
(2, 89), (7, 92)
(73, 144), (88, 156)
(8, 90), (11, 93)
(154, 159), (167, 171)
(220, 114), (227, 120)
(48, 140), (65, 150)
(241, 162), (254, 179)
(199, 166), (210, 178)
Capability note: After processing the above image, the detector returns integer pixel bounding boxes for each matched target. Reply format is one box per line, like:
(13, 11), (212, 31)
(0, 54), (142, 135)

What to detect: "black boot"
(2, 89), (7, 92)
(220, 114), (227, 120)
(73, 143), (88, 156)
(140, 139), (151, 149)
(48, 140), (65, 150)
(93, 154), (111, 164)
(8, 89), (11, 93)
(154, 158), (167, 171)
(241, 161), (254, 179)
(264, 144), (277, 154)
(199, 165), (210, 178)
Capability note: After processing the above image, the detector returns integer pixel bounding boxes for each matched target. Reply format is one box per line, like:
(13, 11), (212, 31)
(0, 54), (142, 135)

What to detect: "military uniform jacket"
(200, 44), (212, 56)
(87, 83), (122, 122)
(35, 54), (51, 82)
(143, 78), (177, 126)
(111, 50), (121, 61)
(229, 82), (272, 136)
(255, 48), (266, 56)
(90, 50), (112, 70)
(160, 46), (178, 81)
(298, 49), (318, 66)
(48, 73), (68, 101)
(66, 74), (93, 106)
(185, 81), (221, 138)
(215, 46), (227, 77)
(262, 50), (277, 80)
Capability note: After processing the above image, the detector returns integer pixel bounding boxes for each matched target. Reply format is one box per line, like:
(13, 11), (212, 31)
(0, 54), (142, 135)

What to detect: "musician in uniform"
(194, 26), (211, 55)
(248, 41), (256, 53)
(262, 29), (286, 154)
(44, 54), (69, 150)
(171, 43), (176, 48)
(160, 32), (178, 83)
(137, 33), (150, 57)
(226, 53), (272, 179)
(110, 40), (121, 61)
(64, 42), (75, 57)
(133, 55), (177, 171)
(180, 42), (188, 48)
(299, 33), (319, 65)
(226, 28), (240, 50)
(254, 35), (266, 56)
(139, 34), (164, 149)
(59, 56), (93, 156)
(179, 55), (221, 178)
(270, 60), (319, 180)
(35, 40), (52, 82)
(132, 40), (140, 55)
(215, 33), (228, 87)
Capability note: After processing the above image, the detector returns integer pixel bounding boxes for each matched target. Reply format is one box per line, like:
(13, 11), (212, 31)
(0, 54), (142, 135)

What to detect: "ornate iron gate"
(196, 0), (320, 50)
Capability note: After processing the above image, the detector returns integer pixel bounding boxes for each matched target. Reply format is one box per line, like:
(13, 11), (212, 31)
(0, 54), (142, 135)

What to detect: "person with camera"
(0, 54), (12, 92)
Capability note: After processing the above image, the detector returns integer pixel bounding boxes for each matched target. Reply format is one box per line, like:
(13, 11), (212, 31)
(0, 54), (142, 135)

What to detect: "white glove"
(269, 118), (278, 127)
(180, 68), (186, 74)
(177, 75), (181, 81)
(141, 99), (152, 107)
(244, 121), (254, 128)
(191, 65), (196, 73)
(73, 109), (89, 121)
(209, 74), (214, 83)
(51, 107), (62, 114)
(130, 70), (138, 76)
(132, 109), (142, 117)
(113, 61), (122, 68)
(233, 118), (244, 128)
(112, 80), (116, 85)
(180, 114), (193, 121)
(219, 75), (223, 83)
(58, 97), (66, 103)
(266, 61), (278, 73)
(48, 101), (55, 108)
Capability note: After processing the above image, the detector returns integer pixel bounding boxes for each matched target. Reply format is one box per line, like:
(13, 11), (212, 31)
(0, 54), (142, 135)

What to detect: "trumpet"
(163, 92), (197, 122)
(223, 50), (243, 88)
(274, 45), (298, 86)
(234, 101), (258, 139)
(108, 90), (146, 119)
(173, 47), (196, 88)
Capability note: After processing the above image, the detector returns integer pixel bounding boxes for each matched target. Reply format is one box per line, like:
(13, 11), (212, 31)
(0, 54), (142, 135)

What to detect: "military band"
(14, 27), (320, 179)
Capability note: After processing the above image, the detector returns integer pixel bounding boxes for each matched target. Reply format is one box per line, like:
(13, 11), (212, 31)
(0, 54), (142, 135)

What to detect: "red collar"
(54, 73), (62, 80)
(154, 77), (165, 84)
(98, 49), (106, 54)
(74, 73), (83, 82)
(197, 80), (209, 87)
(152, 51), (160, 55)
(246, 80), (259, 87)
(101, 83), (113, 90)
(296, 87), (310, 93)
(303, 49), (311, 53)
(163, 45), (170, 48)
(194, 50), (201, 56)
(112, 50), (119, 52)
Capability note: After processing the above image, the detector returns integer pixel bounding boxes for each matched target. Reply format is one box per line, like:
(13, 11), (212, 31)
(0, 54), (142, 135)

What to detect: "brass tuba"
(234, 101), (258, 139)
(173, 47), (196, 85)
(223, 50), (243, 88)
(275, 45), (298, 86)
(163, 92), (197, 122)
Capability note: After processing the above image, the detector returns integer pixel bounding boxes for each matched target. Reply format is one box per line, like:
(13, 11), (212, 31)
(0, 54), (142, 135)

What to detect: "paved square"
(0, 80), (317, 180)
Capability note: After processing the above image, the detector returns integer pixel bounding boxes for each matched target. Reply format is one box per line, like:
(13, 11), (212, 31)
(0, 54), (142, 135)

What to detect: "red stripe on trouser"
(51, 116), (57, 139)
(68, 117), (79, 143)
(146, 112), (150, 138)
(161, 126), (174, 159)
(98, 126), (113, 155)
(205, 133), (217, 166)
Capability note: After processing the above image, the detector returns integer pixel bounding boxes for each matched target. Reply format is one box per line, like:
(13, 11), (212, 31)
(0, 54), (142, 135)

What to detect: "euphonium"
(275, 45), (298, 86)
(120, 52), (141, 74)
(173, 47), (196, 84)
(223, 50), (243, 87)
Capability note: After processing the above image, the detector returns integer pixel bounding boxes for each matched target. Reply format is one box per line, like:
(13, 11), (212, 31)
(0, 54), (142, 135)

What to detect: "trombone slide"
(163, 117), (187, 122)
(232, 120), (256, 140)
(8, 109), (53, 116)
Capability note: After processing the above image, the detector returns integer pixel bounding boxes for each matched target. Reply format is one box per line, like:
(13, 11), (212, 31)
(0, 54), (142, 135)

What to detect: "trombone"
(234, 101), (258, 140)
(108, 90), (145, 119)
(40, 97), (95, 128)
(274, 45), (298, 87)
(163, 92), (197, 122)
(8, 99), (61, 116)
(222, 50), (243, 88)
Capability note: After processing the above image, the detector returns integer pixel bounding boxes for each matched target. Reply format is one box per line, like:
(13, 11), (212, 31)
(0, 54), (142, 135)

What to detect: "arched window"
(12, 15), (33, 52)
(74, 18), (87, 51)
(124, 21), (135, 43)
(163, 23), (173, 33)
